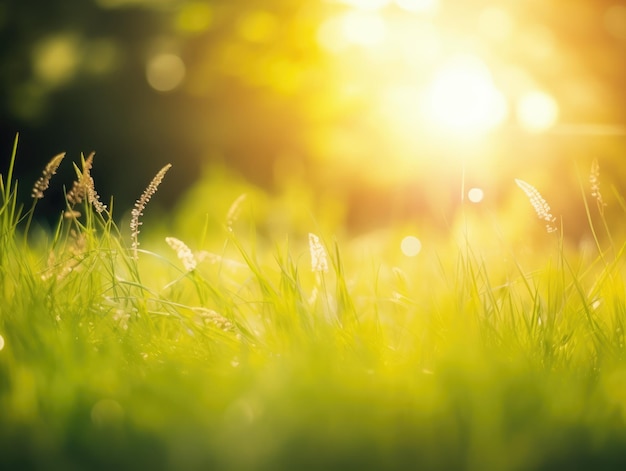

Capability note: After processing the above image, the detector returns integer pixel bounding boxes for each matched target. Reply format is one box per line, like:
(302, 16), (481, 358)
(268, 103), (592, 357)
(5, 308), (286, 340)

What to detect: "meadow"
(2, 133), (626, 471)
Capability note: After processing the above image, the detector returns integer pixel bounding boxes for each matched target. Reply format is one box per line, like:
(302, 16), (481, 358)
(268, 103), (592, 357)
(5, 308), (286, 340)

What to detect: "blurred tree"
(0, 0), (624, 234)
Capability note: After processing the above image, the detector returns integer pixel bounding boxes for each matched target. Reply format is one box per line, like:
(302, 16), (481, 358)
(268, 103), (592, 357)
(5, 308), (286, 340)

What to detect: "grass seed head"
(130, 163), (172, 259)
(86, 175), (107, 214)
(66, 152), (95, 206)
(191, 307), (235, 332)
(32, 152), (65, 199)
(165, 236), (197, 271)
(515, 178), (558, 233)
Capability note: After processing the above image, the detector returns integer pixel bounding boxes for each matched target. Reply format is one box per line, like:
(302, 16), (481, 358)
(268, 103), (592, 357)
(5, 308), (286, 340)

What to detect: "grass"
(2, 134), (626, 470)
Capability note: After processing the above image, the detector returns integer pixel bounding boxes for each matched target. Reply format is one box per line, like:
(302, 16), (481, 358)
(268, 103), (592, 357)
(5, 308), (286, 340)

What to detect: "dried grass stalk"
(32, 152), (65, 199)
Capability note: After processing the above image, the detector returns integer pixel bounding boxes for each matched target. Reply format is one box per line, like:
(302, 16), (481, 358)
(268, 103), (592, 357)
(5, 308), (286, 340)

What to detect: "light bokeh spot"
(468, 187), (484, 203)
(401, 236), (422, 257)
(423, 55), (508, 136)
(32, 34), (80, 87)
(146, 53), (186, 92)
(0, 334), (4, 351)
(517, 90), (559, 133)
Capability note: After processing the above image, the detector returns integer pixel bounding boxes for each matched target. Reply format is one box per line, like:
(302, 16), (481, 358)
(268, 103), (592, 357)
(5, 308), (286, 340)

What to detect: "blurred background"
(0, 0), (625, 240)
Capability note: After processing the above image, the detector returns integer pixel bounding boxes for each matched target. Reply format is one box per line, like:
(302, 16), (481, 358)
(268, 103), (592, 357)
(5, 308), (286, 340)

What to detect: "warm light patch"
(0, 334), (4, 351)
(467, 187), (484, 203)
(479, 7), (514, 40)
(517, 90), (559, 133)
(341, 12), (387, 46)
(237, 11), (277, 43)
(401, 236), (422, 257)
(146, 53), (186, 92)
(604, 5), (626, 41)
(395, 0), (438, 13)
(317, 16), (349, 53)
(423, 55), (508, 136)
(378, 85), (424, 141)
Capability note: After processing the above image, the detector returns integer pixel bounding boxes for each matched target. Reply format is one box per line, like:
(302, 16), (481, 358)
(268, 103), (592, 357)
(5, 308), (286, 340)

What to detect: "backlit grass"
(2, 135), (626, 470)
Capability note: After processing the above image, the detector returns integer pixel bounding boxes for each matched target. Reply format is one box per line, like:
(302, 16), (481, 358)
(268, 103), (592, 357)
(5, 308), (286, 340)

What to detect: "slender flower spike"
(32, 152), (65, 199)
(130, 164), (172, 259)
(515, 178), (558, 233)
(590, 159), (606, 215)
(226, 193), (247, 231)
(165, 236), (197, 271)
(309, 232), (329, 272)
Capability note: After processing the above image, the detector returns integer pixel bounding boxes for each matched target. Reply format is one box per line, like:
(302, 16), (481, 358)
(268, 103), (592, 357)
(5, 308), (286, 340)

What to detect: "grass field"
(2, 135), (626, 470)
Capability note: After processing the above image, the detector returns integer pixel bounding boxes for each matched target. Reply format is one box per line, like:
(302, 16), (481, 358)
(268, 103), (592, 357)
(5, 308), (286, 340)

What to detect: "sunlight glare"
(146, 53), (186, 92)
(401, 236), (422, 257)
(0, 334), (4, 351)
(423, 55), (507, 136)
(379, 85), (424, 140)
(341, 12), (387, 46)
(516, 90), (559, 133)
(340, 0), (391, 10)
(317, 16), (350, 53)
(395, 0), (438, 13)
(479, 7), (514, 40)
(468, 187), (484, 203)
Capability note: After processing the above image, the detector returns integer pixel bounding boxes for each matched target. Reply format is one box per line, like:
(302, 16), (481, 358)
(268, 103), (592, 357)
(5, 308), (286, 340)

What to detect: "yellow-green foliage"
(1, 137), (626, 470)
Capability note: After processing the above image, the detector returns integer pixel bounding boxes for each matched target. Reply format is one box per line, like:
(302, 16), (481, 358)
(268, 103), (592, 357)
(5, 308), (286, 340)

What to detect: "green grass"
(2, 135), (626, 470)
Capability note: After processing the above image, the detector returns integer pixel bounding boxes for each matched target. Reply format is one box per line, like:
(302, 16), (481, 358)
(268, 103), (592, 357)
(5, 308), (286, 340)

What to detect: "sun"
(422, 54), (508, 137)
